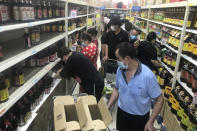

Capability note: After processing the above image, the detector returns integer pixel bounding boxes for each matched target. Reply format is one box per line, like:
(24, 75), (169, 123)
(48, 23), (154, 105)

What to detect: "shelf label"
(0, 108), (6, 116)
(28, 22), (33, 27)
(34, 79), (38, 84)
(32, 50), (37, 55)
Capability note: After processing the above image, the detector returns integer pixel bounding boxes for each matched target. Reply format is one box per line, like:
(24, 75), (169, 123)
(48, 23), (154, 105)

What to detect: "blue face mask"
(117, 61), (128, 70)
(130, 35), (137, 40)
(81, 42), (87, 47)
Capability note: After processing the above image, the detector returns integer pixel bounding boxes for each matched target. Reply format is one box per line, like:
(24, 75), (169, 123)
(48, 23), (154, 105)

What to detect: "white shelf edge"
(0, 58), (61, 117)
(149, 20), (182, 30)
(158, 57), (174, 76)
(18, 113), (38, 131)
(32, 79), (61, 113)
(177, 72), (194, 97)
(105, 8), (128, 11)
(134, 16), (148, 21)
(68, 26), (86, 35)
(0, 17), (65, 33)
(67, 0), (87, 6)
(150, 1), (187, 8)
(0, 33), (65, 73)
(68, 14), (87, 19)
(88, 13), (97, 16)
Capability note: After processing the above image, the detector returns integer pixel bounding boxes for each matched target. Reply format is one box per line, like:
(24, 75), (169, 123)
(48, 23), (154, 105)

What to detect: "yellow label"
(159, 78), (164, 86)
(187, 21), (192, 27)
(157, 76), (160, 83)
(193, 45), (197, 55)
(169, 36), (172, 44)
(169, 94), (174, 104)
(183, 42), (188, 51)
(19, 75), (25, 85)
(59, 25), (63, 32)
(87, 18), (93, 26)
(31, 33), (36, 41)
(5, 79), (10, 89)
(176, 39), (180, 48)
(46, 26), (50, 32)
(172, 99), (180, 111)
(167, 60), (171, 65)
(96, 14), (100, 18)
(0, 88), (9, 101)
(163, 58), (167, 63)
(188, 42), (194, 53)
(165, 86), (172, 95)
(171, 60), (176, 67)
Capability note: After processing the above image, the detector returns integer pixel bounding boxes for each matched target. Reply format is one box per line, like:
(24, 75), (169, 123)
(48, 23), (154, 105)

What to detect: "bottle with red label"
(12, 0), (20, 22)
(24, 28), (32, 48)
(0, 0), (10, 24)
(35, 0), (42, 19)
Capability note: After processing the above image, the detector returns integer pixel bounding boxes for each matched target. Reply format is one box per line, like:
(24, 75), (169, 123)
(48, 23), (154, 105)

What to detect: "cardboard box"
(78, 95), (112, 131)
(163, 104), (175, 131)
(54, 96), (87, 131)
(54, 95), (112, 131)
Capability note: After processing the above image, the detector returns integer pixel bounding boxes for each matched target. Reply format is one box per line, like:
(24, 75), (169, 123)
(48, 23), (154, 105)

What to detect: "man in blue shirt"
(107, 42), (164, 131)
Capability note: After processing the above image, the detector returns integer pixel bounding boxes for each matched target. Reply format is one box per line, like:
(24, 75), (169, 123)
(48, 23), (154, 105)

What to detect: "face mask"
(81, 42), (87, 47)
(117, 61), (128, 70)
(111, 26), (115, 31)
(130, 35), (137, 40)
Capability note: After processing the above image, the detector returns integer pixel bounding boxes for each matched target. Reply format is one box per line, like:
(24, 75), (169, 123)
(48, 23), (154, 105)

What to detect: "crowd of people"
(50, 16), (164, 131)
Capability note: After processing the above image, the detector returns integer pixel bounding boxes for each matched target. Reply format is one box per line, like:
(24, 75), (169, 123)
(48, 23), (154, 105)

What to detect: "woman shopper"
(87, 28), (99, 48)
(80, 33), (98, 69)
(50, 47), (104, 101)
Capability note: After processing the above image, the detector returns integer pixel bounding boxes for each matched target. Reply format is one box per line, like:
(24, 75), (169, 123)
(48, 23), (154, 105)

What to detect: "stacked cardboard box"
(54, 95), (112, 131)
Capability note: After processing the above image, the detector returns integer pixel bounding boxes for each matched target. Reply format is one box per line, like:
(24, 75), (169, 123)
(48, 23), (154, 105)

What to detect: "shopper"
(129, 27), (141, 49)
(101, 23), (111, 62)
(107, 42), (164, 131)
(80, 33), (98, 69)
(102, 17), (129, 60)
(125, 22), (133, 33)
(87, 28), (98, 47)
(137, 32), (161, 71)
(51, 47), (104, 101)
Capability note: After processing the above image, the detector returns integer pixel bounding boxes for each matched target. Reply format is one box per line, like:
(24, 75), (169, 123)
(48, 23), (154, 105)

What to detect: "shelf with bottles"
(0, 73), (61, 131)
(68, 2), (88, 18)
(0, 23), (66, 73)
(67, 0), (87, 6)
(0, 54), (61, 117)
(0, 0), (65, 32)
(132, 19), (147, 34)
(134, 16), (149, 22)
(158, 57), (175, 76)
(163, 81), (197, 131)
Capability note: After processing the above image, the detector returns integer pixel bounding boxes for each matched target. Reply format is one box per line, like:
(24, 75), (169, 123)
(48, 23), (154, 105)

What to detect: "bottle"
(159, 70), (167, 89)
(12, 0), (20, 22)
(51, 23), (57, 32)
(52, 1), (56, 17)
(55, 2), (59, 17)
(0, 45), (3, 61)
(174, 31), (181, 50)
(60, 2), (64, 17)
(12, 66), (24, 86)
(35, 26), (40, 44)
(30, 27), (36, 45)
(47, 1), (52, 18)
(42, 1), (47, 19)
(24, 28), (32, 48)
(171, 53), (176, 70)
(0, 0), (10, 24)
(182, 34), (190, 55)
(192, 35), (197, 60)
(58, 22), (63, 32)
(8, 112), (18, 130)
(180, 64), (189, 83)
(18, 0), (27, 21)
(187, 68), (195, 88)
(36, 0), (42, 19)
(192, 73), (197, 93)
(164, 78), (172, 98)
(188, 35), (195, 57)
(28, 0), (35, 21)
(0, 73), (9, 103)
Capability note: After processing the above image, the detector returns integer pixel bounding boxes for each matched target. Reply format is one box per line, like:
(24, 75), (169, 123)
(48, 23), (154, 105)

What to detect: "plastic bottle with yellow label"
(0, 73), (9, 103)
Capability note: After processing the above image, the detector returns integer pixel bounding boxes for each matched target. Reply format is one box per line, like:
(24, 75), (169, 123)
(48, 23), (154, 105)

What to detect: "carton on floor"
(54, 95), (112, 131)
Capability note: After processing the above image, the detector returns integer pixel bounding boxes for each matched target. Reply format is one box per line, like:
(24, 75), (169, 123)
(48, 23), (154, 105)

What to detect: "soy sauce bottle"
(12, 0), (20, 22)
(0, 73), (9, 103)
(35, 0), (42, 19)
(8, 112), (18, 130)
(47, 1), (52, 18)
(24, 28), (32, 48)
(42, 1), (47, 19)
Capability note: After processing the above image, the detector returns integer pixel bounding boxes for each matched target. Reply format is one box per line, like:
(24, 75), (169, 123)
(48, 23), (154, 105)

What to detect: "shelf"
(149, 20), (182, 30)
(134, 16), (149, 21)
(132, 22), (146, 33)
(17, 113), (38, 131)
(67, 0), (87, 6)
(32, 79), (61, 113)
(0, 17), (65, 33)
(0, 58), (61, 117)
(157, 40), (197, 67)
(158, 57), (174, 76)
(88, 13), (97, 16)
(68, 26), (86, 35)
(150, 1), (187, 8)
(186, 28), (197, 34)
(0, 33), (65, 73)
(105, 8), (128, 11)
(177, 72), (194, 97)
(68, 14), (87, 19)
(141, 6), (149, 9)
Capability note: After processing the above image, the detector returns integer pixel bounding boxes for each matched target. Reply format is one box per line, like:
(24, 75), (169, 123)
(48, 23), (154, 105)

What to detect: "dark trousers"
(117, 107), (150, 131)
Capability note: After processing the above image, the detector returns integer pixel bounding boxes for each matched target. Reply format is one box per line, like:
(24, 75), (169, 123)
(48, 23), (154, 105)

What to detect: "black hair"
(117, 42), (137, 59)
(57, 47), (71, 58)
(87, 28), (98, 37)
(81, 33), (92, 42)
(125, 22), (133, 32)
(110, 16), (122, 27)
(147, 32), (157, 42)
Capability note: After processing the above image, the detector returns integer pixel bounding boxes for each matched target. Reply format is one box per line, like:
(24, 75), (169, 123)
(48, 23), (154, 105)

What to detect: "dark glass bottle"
(42, 1), (47, 19)
(47, 1), (52, 18)
(0, 0), (10, 24)
(0, 73), (9, 103)
(24, 28), (32, 48)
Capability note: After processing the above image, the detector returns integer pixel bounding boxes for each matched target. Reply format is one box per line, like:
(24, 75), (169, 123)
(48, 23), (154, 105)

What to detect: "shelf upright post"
(94, 7), (96, 26)
(65, 0), (69, 95)
(146, 6), (151, 36)
(65, 1), (68, 47)
(172, 1), (190, 88)
(87, 5), (89, 29)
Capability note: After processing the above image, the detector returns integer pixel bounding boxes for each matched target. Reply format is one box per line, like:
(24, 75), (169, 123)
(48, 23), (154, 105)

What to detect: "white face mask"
(117, 61), (128, 70)
(111, 26), (115, 31)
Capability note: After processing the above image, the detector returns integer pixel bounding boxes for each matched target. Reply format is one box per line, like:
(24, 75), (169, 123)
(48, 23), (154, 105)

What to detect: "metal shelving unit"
(129, 0), (197, 97)
(0, 0), (101, 130)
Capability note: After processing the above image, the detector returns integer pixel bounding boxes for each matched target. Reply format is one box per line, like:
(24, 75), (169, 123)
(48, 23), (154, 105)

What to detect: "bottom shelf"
(17, 113), (38, 131)
(17, 79), (61, 131)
